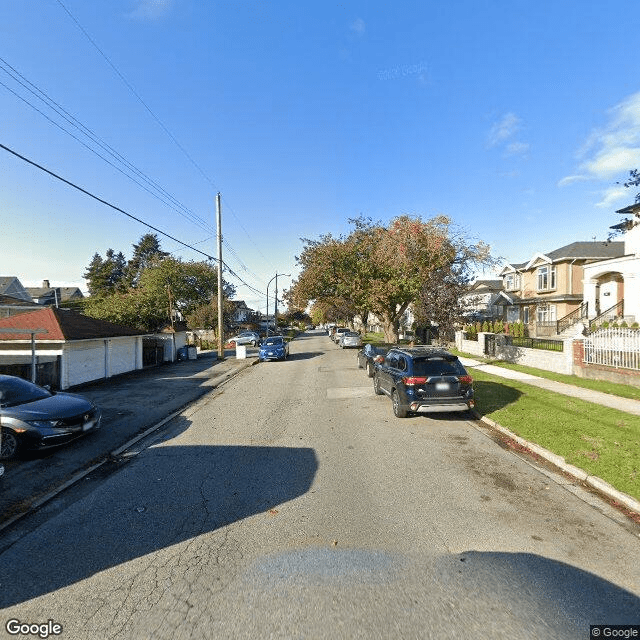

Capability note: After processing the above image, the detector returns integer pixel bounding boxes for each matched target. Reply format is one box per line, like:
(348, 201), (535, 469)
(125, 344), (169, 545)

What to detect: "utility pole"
(216, 193), (224, 360)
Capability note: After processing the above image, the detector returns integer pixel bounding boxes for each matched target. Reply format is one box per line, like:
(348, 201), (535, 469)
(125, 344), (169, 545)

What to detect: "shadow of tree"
(0, 443), (318, 608)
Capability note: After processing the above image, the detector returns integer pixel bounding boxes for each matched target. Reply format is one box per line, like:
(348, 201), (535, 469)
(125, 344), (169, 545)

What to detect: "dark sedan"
(0, 375), (101, 459)
(356, 343), (395, 377)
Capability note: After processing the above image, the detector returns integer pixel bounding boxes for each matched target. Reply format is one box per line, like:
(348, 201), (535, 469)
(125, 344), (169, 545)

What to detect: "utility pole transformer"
(216, 193), (224, 360)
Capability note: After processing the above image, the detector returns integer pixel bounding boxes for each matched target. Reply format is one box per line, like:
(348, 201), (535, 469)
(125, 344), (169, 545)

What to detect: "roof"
(0, 307), (148, 340)
(25, 286), (83, 302)
(616, 202), (640, 216)
(468, 279), (503, 291)
(545, 241), (624, 261)
(0, 295), (41, 307)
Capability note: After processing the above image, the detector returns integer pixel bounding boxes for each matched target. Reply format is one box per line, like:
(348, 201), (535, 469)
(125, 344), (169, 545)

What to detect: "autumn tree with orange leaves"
(288, 215), (493, 342)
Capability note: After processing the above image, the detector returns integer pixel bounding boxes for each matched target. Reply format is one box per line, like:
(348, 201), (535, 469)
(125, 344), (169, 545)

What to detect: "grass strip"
(452, 349), (640, 402)
(472, 368), (640, 501)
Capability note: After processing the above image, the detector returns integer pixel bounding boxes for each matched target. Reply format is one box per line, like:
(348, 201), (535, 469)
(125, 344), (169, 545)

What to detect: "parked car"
(373, 347), (475, 418)
(228, 331), (260, 346)
(0, 375), (102, 459)
(357, 343), (395, 377)
(338, 331), (362, 348)
(259, 335), (289, 361)
(331, 327), (349, 343)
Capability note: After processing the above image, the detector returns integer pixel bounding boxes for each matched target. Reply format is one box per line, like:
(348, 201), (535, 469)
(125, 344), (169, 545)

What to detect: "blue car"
(259, 336), (289, 361)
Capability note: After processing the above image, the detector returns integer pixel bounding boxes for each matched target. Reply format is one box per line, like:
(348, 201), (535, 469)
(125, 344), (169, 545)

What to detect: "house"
(25, 280), (84, 306)
(499, 241), (625, 337)
(229, 300), (257, 327)
(459, 280), (509, 322)
(0, 294), (42, 319)
(0, 277), (33, 303)
(582, 203), (640, 328)
(0, 307), (149, 389)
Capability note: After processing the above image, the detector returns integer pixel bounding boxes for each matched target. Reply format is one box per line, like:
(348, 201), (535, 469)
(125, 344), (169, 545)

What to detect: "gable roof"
(544, 241), (624, 261)
(0, 307), (148, 340)
(25, 286), (84, 302)
(469, 279), (503, 291)
(0, 277), (33, 302)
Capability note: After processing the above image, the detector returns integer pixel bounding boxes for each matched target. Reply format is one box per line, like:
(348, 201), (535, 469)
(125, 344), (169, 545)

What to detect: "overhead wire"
(0, 142), (215, 261)
(54, 0), (278, 275)
(0, 57), (268, 293)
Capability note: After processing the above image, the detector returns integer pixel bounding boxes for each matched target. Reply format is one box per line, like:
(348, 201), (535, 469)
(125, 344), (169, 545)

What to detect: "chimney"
(42, 280), (50, 289)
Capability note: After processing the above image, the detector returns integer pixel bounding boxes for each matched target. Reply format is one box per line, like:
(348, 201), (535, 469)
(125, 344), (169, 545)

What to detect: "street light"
(266, 273), (290, 336)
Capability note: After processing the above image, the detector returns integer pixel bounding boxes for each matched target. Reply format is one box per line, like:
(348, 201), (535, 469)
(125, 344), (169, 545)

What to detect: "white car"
(339, 331), (363, 348)
(228, 331), (260, 346)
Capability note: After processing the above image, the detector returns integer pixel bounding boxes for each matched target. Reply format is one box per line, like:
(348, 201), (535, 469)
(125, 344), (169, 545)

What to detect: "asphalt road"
(1, 331), (639, 639)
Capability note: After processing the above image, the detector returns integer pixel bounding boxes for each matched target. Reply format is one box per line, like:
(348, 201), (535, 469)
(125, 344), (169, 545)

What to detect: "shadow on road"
(455, 550), (640, 629)
(0, 442), (318, 608)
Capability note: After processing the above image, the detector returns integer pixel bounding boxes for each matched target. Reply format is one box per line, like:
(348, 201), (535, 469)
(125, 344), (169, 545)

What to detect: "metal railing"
(505, 335), (564, 352)
(557, 302), (588, 334)
(588, 300), (624, 333)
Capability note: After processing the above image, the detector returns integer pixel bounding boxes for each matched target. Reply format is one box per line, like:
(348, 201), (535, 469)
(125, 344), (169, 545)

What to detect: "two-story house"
(459, 280), (509, 322)
(499, 241), (625, 337)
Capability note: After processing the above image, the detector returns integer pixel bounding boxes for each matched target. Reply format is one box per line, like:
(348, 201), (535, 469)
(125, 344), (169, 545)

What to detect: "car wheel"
(251, 340), (256, 346)
(392, 390), (408, 418)
(366, 362), (374, 378)
(1, 429), (20, 459)
(373, 374), (383, 395)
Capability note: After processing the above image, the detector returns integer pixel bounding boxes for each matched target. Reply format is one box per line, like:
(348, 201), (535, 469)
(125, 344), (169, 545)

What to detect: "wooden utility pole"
(216, 193), (224, 360)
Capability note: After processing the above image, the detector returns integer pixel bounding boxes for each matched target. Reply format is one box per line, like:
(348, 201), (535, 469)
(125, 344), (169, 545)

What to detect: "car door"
(378, 352), (399, 394)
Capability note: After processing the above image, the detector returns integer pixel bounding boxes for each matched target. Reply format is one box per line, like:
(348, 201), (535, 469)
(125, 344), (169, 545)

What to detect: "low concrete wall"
(493, 335), (573, 375)
(456, 331), (573, 375)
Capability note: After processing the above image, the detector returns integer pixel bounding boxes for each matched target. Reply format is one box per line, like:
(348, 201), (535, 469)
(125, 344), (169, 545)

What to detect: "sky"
(1, 0), (640, 313)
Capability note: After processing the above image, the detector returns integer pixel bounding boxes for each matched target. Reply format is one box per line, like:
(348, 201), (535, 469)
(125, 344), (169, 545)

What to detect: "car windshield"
(0, 377), (52, 407)
(412, 357), (467, 377)
(263, 337), (283, 346)
(344, 332), (360, 337)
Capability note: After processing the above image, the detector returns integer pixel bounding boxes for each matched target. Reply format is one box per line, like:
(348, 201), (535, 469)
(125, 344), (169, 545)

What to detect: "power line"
(0, 142), (215, 261)
(55, 1), (277, 275)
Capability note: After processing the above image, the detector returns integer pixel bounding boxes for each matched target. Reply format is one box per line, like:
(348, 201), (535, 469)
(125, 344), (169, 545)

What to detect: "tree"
(288, 215), (494, 342)
(84, 257), (235, 332)
(126, 233), (169, 287)
(83, 249), (127, 296)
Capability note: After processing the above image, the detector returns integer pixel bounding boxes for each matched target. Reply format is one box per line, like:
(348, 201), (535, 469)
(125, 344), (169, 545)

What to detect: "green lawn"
(451, 348), (640, 401)
(472, 368), (640, 501)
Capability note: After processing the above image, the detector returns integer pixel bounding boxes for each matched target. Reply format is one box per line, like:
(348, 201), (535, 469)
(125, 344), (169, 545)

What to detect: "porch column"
(582, 279), (598, 319)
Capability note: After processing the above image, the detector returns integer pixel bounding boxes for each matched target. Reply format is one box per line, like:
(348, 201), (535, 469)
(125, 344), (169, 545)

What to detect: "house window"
(536, 304), (556, 323)
(522, 307), (529, 324)
(504, 273), (520, 291)
(537, 265), (556, 291)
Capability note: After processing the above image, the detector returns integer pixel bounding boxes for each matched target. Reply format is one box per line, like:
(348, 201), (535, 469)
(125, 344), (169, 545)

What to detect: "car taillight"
(458, 375), (473, 384)
(402, 376), (428, 385)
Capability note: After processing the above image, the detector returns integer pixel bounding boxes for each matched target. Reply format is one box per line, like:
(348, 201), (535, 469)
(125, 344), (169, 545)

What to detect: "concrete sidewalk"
(458, 356), (640, 516)
(459, 357), (640, 416)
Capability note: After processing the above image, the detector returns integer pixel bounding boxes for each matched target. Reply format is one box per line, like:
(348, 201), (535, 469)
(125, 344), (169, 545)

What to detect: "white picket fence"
(584, 328), (640, 371)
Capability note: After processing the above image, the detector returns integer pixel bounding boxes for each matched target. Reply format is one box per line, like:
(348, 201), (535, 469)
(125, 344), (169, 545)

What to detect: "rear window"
(411, 357), (466, 377)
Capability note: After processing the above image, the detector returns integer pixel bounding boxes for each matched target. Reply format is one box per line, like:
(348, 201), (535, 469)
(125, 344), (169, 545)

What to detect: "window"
(536, 305), (556, 323)
(537, 265), (556, 291)
(522, 307), (529, 324)
(505, 273), (520, 291)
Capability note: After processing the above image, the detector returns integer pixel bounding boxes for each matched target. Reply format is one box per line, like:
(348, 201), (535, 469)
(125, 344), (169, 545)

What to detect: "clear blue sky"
(1, 1), (639, 312)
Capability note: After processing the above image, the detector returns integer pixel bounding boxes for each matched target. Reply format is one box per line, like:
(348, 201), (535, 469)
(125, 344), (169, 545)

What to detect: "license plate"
(435, 382), (451, 391)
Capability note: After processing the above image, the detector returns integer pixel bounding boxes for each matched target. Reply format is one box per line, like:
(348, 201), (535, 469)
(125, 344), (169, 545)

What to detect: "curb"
(475, 413), (640, 516)
(0, 358), (257, 535)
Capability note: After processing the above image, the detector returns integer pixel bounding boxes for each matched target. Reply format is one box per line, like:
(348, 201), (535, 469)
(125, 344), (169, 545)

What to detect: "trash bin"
(235, 344), (247, 359)
(187, 345), (197, 360)
(177, 346), (189, 361)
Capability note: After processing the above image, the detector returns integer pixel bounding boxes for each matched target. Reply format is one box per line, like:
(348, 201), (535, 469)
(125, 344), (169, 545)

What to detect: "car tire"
(251, 340), (256, 346)
(392, 390), (408, 418)
(1, 429), (20, 459)
(373, 374), (383, 395)
(366, 362), (374, 378)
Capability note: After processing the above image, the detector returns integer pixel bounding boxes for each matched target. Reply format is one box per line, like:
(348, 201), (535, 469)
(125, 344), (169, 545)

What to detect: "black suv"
(373, 347), (475, 418)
